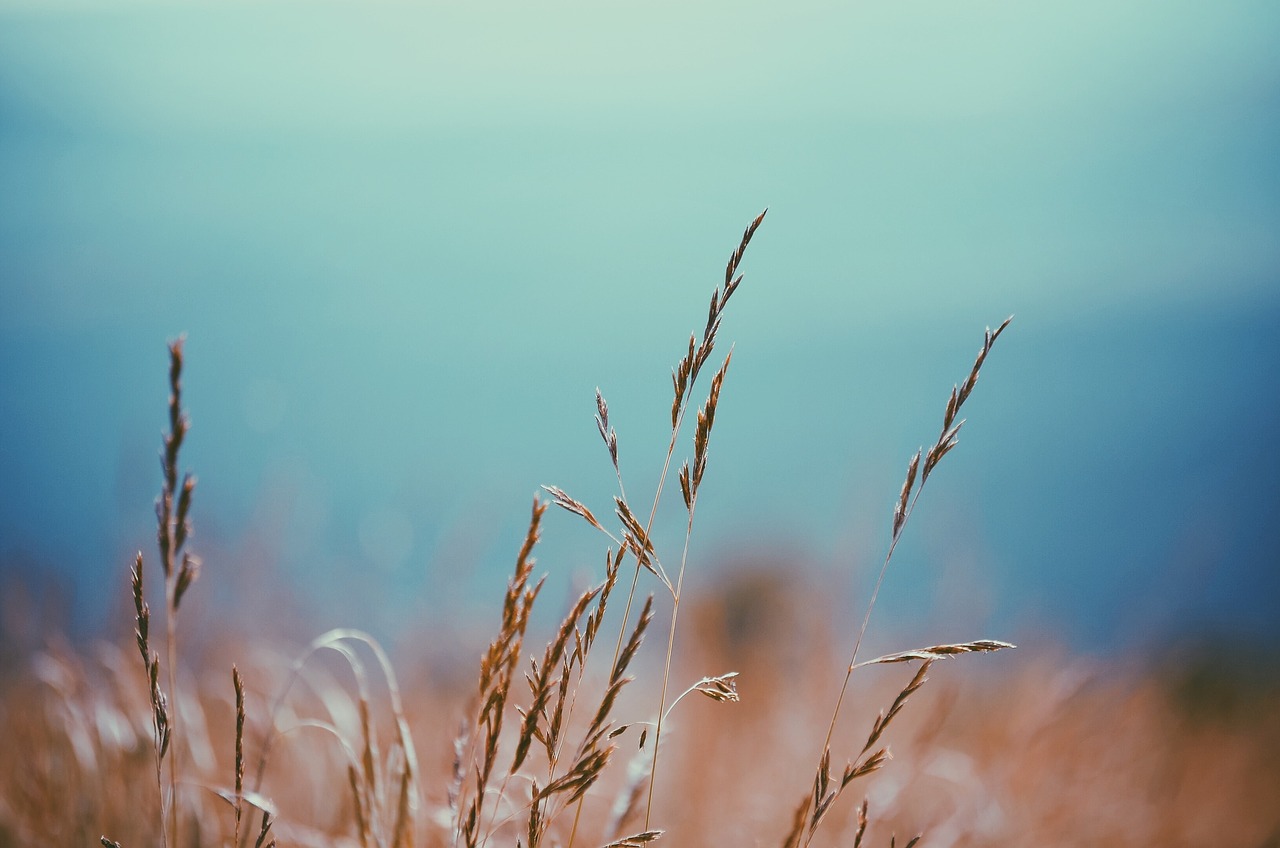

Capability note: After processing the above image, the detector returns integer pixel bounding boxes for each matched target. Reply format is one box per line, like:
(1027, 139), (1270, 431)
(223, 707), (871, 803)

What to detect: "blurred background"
(1, 0), (1277, 655)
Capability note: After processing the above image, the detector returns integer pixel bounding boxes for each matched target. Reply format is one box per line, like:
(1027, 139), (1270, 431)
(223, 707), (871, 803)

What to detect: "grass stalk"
(795, 316), (1013, 848)
(57, 212), (1036, 848)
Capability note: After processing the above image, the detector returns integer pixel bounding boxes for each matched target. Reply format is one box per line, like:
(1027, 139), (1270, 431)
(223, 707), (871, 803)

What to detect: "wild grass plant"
(2, 212), (1277, 847)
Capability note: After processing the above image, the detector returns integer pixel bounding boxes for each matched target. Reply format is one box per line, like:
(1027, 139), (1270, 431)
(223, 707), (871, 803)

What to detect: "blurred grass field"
(2, 561), (1278, 847)
(2, 288), (1277, 848)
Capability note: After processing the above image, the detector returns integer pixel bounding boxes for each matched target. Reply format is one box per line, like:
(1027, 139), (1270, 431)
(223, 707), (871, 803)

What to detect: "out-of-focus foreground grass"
(1, 561), (1277, 847)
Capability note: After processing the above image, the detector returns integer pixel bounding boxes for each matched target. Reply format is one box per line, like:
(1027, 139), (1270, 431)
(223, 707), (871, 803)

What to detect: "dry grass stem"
(792, 317), (1014, 848)
(123, 336), (201, 848)
(0, 212), (1066, 848)
(458, 500), (548, 847)
(858, 640), (1016, 669)
(233, 665), (246, 848)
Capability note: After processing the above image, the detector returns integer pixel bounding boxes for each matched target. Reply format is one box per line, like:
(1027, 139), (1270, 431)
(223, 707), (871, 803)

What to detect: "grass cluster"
(2, 213), (1276, 847)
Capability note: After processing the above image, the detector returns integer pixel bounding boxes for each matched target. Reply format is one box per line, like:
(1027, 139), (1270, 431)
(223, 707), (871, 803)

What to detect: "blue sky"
(1, 0), (1277, 650)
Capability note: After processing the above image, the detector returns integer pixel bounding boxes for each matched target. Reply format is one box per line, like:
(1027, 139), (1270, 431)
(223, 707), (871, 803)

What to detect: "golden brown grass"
(1, 212), (1277, 847)
(5, 579), (1278, 846)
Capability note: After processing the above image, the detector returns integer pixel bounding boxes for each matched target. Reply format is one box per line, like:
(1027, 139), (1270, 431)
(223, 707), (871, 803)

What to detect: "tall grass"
(3, 212), (1274, 847)
(40, 212), (1012, 847)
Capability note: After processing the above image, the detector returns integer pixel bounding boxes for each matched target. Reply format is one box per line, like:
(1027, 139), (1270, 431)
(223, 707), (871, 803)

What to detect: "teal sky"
(1, 0), (1277, 651)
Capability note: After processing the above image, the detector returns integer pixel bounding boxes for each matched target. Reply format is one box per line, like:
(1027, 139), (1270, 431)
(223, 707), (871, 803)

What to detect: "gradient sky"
(1, 0), (1277, 651)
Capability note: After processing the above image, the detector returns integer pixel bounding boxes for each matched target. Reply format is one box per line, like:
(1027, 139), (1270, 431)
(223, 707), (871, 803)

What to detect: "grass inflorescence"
(4, 211), (1273, 848)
